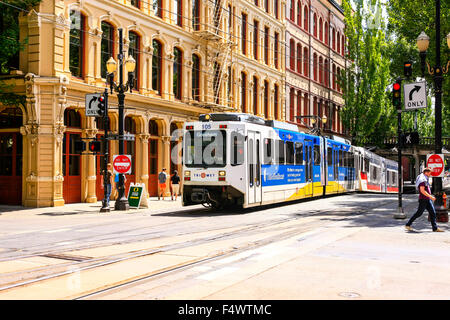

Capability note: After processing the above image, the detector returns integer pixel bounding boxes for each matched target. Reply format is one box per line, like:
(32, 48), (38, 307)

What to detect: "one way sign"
(403, 82), (427, 110)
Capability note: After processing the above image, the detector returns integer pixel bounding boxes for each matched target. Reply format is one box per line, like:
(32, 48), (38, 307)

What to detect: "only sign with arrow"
(403, 82), (427, 110)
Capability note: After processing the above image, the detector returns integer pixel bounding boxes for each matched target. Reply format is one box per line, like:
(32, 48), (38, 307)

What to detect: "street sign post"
(85, 93), (102, 117)
(426, 154), (445, 178)
(113, 154), (132, 175)
(403, 82), (427, 110)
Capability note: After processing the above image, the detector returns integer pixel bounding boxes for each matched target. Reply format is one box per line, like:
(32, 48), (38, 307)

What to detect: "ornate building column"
(136, 133), (151, 197)
(82, 126), (98, 203)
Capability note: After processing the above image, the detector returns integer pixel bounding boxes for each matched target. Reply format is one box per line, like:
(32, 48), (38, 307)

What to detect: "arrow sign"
(408, 85), (421, 101)
(403, 82), (427, 110)
(85, 93), (101, 117)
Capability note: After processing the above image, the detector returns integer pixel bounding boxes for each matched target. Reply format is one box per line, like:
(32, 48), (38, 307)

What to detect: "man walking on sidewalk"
(405, 167), (444, 232)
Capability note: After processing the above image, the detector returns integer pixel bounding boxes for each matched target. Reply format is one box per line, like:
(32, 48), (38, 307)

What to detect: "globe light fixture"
(416, 31), (430, 53)
(106, 57), (117, 74)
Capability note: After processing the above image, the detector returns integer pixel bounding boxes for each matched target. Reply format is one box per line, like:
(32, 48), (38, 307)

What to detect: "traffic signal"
(89, 140), (101, 152)
(74, 140), (86, 154)
(97, 94), (106, 116)
(393, 81), (402, 109)
(404, 61), (412, 78)
(402, 131), (420, 146)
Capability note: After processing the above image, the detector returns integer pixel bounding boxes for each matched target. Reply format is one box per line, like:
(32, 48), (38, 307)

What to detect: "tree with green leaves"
(340, 0), (393, 147)
(386, 0), (449, 136)
(0, 0), (41, 106)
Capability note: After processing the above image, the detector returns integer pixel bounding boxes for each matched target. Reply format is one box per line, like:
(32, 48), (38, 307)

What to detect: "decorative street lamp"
(105, 28), (136, 211)
(296, 115), (327, 136)
(416, 0), (450, 222)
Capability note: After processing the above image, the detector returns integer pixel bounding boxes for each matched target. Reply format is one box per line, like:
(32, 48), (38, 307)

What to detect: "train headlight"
(184, 171), (191, 177)
(219, 171), (226, 177)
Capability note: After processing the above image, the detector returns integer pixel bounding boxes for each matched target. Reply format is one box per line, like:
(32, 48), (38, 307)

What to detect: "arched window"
(303, 47), (308, 77)
(131, 0), (140, 8)
(319, 17), (323, 41)
(289, 39), (295, 70)
(290, 0), (295, 21)
(192, 0), (200, 30)
(337, 32), (340, 54)
(313, 13), (317, 37)
(274, 0), (279, 19)
(324, 22), (328, 45)
(319, 56), (323, 84)
(241, 72), (247, 112)
(274, 83), (279, 119)
(296, 43), (302, 74)
(69, 10), (85, 78)
(253, 20), (259, 60)
(64, 109), (81, 128)
(153, 0), (162, 18)
(304, 6), (308, 31)
(337, 67), (341, 91)
(313, 53), (317, 81)
(324, 59), (329, 87)
(174, 0), (182, 26)
(289, 88), (295, 122)
(264, 80), (269, 117)
(192, 54), (200, 101)
(241, 13), (248, 55)
(304, 94), (309, 119)
(101, 22), (114, 79)
(173, 47), (183, 100)
(253, 76), (258, 115)
(274, 32), (279, 69)
(341, 34), (345, 55)
(332, 28), (336, 50)
(297, 1), (301, 26)
(128, 31), (140, 91)
(332, 64), (336, 90)
(152, 40), (162, 94)
(297, 90), (302, 123)
(264, 27), (269, 65)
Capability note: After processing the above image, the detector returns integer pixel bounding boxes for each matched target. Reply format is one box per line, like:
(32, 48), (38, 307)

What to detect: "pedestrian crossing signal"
(402, 132), (419, 146)
(89, 140), (101, 152)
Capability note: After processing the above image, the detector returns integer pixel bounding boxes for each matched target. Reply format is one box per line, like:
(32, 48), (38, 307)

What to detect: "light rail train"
(182, 113), (398, 209)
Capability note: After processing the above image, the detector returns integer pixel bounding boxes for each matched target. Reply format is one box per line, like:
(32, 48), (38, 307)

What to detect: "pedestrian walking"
(158, 168), (168, 200)
(405, 167), (444, 232)
(170, 170), (181, 201)
(101, 163), (114, 206)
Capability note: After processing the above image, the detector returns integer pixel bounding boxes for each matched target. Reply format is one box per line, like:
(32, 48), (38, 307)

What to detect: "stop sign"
(426, 154), (444, 177)
(113, 155), (132, 174)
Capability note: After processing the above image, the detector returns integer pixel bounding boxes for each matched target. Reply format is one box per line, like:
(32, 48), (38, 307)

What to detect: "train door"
(333, 147), (339, 193)
(304, 140), (313, 197)
(247, 131), (261, 205)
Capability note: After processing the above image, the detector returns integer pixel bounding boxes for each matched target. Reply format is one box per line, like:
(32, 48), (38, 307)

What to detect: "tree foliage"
(386, 0), (450, 136)
(0, 0), (41, 106)
(340, 0), (392, 146)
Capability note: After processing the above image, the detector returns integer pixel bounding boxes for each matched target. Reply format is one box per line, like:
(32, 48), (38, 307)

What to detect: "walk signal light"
(393, 81), (402, 109)
(97, 94), (106, 116)
(89, 140), (101, 152)
(74, 140), (86, 154)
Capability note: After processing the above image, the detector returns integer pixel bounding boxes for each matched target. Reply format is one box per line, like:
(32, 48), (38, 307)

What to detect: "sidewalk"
(0, 197), (191, 218)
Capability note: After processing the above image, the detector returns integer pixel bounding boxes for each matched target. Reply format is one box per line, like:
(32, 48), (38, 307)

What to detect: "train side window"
(295, 142), (303, 165)
(249, 138), (254, 187)
(264, 138), (274, 164)
(327, 147), (332, 166)
(339, 150), (343, 167)
(230, 132), (245, 166)
(286, 141), (295, 165)
(364, 157), (370, 172)
(278, 140), (285, 164)
(313, 145), (320, 166)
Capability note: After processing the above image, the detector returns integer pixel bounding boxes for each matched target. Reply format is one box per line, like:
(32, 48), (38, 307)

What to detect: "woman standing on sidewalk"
(405, 167), (444, 232)
(170, 170), (180, 201)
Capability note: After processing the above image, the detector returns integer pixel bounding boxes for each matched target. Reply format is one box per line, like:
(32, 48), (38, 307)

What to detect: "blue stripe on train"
(261, 164), (321, 186)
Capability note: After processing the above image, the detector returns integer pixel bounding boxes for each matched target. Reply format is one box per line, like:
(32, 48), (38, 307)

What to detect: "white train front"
(182, 113), (398, 209)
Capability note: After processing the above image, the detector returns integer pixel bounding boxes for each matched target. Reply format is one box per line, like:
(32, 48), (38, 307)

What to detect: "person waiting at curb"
(171, 170), (181, 201)
(405, 167), (444, 232)
(158, 168), (168, 200)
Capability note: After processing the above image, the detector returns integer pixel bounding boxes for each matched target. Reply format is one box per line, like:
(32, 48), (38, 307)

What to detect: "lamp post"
(416, 0), (450, 221)
(296, 115), (328, 136)
(105, 28), (136, 211)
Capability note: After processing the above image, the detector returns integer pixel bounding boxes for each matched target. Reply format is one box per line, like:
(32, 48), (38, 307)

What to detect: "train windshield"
(185, 130), (227, 167)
